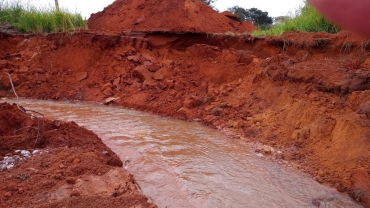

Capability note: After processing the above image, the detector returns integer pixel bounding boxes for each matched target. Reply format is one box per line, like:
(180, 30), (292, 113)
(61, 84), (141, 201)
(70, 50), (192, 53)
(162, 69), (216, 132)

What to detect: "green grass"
(0, 2), (86, 33)
(253, 2), (339, 36)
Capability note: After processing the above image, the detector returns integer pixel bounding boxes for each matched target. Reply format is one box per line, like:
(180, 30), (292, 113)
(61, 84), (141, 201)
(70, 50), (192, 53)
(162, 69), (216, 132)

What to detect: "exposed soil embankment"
(1, 30), (370, 206)
(0, 102), (156, 208)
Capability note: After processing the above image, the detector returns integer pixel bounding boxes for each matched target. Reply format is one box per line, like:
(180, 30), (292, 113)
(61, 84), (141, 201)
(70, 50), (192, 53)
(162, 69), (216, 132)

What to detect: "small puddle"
(3, 99), (362, 208)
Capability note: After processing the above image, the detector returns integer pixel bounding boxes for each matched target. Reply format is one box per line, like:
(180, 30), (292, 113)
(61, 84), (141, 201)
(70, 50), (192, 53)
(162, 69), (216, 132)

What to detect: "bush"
(253, 1), (338, 36)
(0, 1), (86, 33)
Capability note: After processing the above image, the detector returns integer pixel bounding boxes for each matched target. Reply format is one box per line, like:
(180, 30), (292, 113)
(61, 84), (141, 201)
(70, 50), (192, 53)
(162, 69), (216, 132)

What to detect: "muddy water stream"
(3, 99), (361, 208)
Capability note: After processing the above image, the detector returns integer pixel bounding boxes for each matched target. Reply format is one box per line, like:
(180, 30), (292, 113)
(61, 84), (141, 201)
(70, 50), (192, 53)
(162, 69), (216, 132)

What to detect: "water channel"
(2, 98), (362, 208)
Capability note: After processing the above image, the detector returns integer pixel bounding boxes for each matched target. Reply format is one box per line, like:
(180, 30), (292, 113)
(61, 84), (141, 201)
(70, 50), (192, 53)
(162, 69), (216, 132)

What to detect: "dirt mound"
(88, 0), (256, 34)
(0, 102), (156, 208)
(0, 103), (119, 157)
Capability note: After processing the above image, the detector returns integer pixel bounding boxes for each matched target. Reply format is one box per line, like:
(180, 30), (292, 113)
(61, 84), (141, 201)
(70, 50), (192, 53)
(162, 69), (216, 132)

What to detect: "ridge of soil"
(1, 29), (370, 206)
(87, 0), (256, 34)
(0, 102), (156, 208)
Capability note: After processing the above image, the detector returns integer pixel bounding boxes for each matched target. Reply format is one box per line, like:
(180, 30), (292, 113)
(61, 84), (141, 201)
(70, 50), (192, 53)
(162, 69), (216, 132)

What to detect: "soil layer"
(0, 102), (156, 208)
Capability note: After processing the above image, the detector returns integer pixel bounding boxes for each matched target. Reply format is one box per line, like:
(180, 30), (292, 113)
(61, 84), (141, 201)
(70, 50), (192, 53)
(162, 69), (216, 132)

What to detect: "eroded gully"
(3, 98), (362, 208)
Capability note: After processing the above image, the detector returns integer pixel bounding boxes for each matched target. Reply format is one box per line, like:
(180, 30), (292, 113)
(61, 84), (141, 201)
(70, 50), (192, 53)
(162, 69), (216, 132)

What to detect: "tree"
(200, 0), (218, 10)
(200, 0), (216, 6)
(228, 6), (247, 21)
(54, 0), (60, 11)
(228, 6), (273, 29)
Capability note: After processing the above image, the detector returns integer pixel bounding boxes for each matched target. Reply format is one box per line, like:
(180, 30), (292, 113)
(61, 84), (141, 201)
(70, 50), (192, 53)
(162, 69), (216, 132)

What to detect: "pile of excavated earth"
(1, 0), (370, 207)
(87, 0), (256, 34)
(0, 102), (156, 207)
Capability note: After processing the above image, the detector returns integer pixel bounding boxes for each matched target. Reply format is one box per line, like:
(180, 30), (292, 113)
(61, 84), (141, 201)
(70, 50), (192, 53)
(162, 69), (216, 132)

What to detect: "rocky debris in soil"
(0, 149), (45, 171)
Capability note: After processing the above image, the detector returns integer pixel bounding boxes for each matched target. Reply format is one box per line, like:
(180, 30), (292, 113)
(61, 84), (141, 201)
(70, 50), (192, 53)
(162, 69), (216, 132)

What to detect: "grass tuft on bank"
(0, 2), (86, 33)
(253, 2), (339, 36)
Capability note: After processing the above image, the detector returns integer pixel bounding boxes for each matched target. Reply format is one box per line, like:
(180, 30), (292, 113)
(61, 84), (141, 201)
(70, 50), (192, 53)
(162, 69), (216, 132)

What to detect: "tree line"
(200, 0), (273, 29)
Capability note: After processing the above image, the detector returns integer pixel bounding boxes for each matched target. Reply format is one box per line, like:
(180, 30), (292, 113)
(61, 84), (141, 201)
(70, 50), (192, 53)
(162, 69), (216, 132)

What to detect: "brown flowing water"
(3, 99), (362, 208)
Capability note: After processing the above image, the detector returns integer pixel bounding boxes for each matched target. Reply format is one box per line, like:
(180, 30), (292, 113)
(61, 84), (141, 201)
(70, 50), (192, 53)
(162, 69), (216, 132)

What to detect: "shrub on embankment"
(0, 1), (86, 33)
(253, 1), (338, 36)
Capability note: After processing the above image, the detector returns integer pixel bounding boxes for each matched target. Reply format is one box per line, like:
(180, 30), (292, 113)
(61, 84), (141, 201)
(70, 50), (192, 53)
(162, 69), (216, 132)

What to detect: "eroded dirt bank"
(0, 102), (156, 207)
(1, 30), (370, 206)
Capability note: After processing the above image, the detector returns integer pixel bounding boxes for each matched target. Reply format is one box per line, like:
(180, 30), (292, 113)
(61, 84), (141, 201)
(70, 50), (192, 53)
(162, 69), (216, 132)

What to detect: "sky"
(214, 0), (304, 17)
(17, 0), (305, 19)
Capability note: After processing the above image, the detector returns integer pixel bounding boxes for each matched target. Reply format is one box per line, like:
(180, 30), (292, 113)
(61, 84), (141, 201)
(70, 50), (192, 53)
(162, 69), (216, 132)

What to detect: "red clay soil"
(0, 102), (156, 208)
(1, 30), (370, 206)
(1, 1), (370, 206)
(88, 0), (256, 34)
